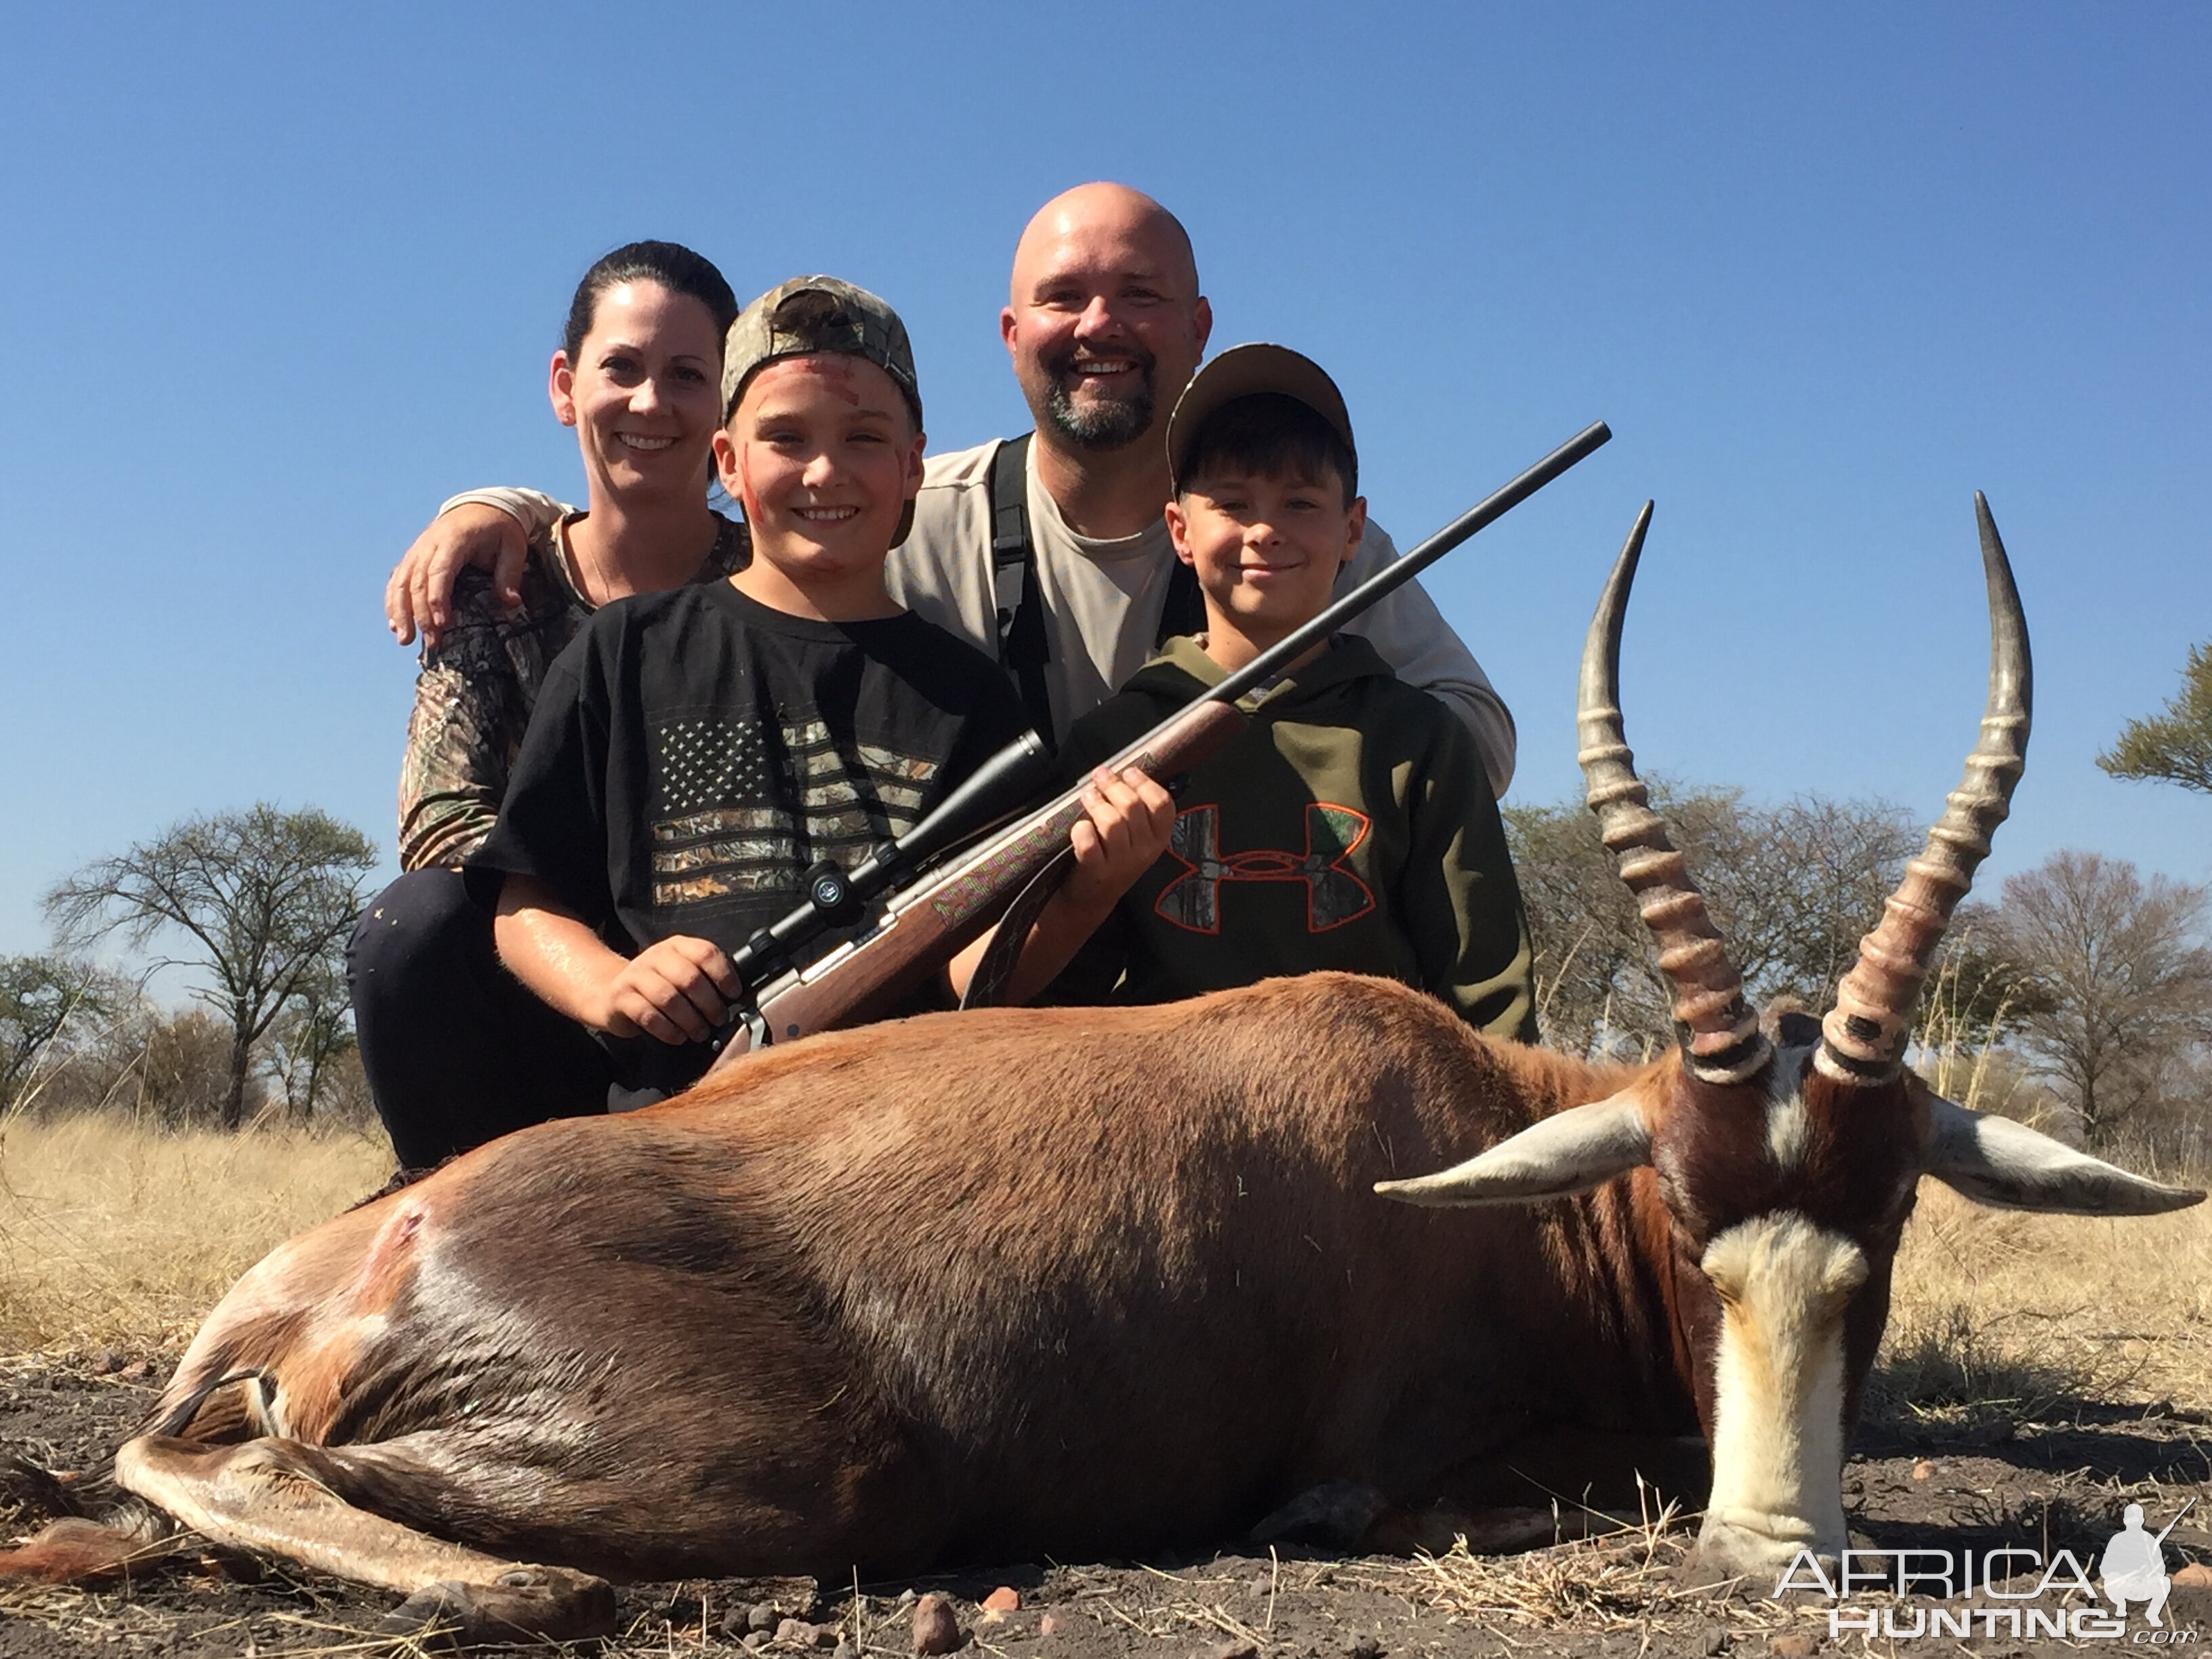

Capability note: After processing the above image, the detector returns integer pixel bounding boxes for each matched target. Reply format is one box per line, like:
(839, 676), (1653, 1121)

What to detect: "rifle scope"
(726, 729), (1057, 987)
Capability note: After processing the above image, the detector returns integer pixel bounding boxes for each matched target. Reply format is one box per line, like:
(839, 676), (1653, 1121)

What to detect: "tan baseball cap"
(1165, 343), (1356, 493)
(721, 275), (923, 429)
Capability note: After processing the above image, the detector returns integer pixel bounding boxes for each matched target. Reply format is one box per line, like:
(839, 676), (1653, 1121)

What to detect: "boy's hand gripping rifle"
(704, 419), (1612, 1073)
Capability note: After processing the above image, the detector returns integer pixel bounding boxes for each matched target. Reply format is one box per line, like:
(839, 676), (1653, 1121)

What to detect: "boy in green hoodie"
(1002, 344), (1538, 1041)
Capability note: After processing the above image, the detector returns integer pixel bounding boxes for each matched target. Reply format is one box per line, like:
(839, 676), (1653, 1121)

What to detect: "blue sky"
(1, 3), (2206, 961)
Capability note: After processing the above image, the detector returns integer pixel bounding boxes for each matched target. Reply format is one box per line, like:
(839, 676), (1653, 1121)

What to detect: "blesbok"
(2, 499), (2196, 1647)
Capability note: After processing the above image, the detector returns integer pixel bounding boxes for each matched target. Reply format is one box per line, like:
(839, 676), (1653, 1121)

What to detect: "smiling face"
(1166, 464), (1366, 663)
(1002, 184), (1211, 455)
(712, 353), (924, 619)
(550, 279), (724, 505)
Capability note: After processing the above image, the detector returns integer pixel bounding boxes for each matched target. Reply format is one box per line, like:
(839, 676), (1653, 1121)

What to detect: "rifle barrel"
(1208, 419), (1612, 708)
(2152, 1496), (2196, 1547)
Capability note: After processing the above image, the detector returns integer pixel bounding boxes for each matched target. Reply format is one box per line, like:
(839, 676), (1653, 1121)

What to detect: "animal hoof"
(382, 1567), (617, 1647)
(380, 1582), (471, 1650)
(0, 1456), (84, 1522)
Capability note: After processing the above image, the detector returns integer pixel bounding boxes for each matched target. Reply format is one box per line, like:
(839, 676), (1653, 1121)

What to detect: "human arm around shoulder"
(386, 486), (572, 647)
(1338, 519), (1518, 796)
(1399, 701), (1540, 1043)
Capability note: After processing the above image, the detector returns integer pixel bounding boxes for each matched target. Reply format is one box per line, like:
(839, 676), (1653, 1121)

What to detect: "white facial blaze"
(1697, 1212), (1867, 1575)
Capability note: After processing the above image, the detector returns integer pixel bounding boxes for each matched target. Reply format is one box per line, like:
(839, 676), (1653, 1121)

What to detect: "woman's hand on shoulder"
(597, 935), (745, 1045)
(387, 504), (533, 648)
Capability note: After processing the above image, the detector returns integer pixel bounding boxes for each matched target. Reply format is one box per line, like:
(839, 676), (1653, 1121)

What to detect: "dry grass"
(1877, 1174), (2212, 1419)
(0, 1114), (388, 1355)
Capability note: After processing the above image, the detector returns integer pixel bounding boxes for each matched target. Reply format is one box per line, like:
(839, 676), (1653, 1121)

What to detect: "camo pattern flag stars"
(649, 718), (939, 907)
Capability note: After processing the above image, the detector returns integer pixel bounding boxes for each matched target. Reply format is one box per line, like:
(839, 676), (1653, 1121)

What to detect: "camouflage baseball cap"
(720, 275), (923, 430)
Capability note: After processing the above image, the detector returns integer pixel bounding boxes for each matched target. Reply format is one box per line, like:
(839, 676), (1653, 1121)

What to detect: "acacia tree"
(1979, 851), (2212, 1144)
(2100, 642), (2212, 796)
(0, 954), (131, 1114)
(261, 958), (357, 1121)
(45, 805), (377, 1128)
(1505, 784), (1914, 1057)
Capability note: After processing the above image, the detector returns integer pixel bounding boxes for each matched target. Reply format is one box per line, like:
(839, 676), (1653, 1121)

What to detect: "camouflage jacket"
(396, 513), (750, 870)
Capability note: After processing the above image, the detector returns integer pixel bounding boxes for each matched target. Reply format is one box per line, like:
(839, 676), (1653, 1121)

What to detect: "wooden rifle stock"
(708, 698), (1246, 1069)
(702, 417), (1612, 1073)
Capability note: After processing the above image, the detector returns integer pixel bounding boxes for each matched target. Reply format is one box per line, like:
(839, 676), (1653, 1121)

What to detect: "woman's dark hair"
(561, 241), (739, 360)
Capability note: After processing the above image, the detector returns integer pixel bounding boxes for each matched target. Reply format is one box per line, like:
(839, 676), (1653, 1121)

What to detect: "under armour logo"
(1153, 803), (1376, 934)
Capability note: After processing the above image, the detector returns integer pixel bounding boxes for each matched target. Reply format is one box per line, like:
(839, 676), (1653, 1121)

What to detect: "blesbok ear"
(1921, 1095), (2205, 1216)
(1374, 1095), (1652, 1208)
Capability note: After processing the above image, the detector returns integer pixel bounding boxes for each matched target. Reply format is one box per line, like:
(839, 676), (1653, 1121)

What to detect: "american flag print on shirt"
(649, 717), (940, 907)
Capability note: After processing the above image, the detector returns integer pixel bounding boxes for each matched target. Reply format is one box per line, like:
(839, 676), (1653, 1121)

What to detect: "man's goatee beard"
(1044, 377), (1156, 451)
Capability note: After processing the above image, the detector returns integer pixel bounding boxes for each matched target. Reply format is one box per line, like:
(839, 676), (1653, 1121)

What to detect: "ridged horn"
(1819, 493), (2031, 1082)
(1579, 503), (1768, 1084)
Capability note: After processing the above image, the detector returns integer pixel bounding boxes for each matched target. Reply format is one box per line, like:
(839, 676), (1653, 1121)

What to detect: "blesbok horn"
(1818, 494), (2031, 1082)
(1578, 502), (1768, 1084)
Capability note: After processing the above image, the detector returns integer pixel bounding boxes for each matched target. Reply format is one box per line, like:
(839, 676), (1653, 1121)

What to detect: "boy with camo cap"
(474, 277), (1170, 1105)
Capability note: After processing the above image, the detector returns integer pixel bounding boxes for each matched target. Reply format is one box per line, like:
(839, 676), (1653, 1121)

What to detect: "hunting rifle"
(703, 419), (1612, 1073)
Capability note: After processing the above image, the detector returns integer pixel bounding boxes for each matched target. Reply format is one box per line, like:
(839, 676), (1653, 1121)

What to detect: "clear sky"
(1, 3), (2205, 961)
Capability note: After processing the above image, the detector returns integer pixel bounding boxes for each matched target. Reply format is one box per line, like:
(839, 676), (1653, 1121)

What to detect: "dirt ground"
(2, 1352), (2206, 1659)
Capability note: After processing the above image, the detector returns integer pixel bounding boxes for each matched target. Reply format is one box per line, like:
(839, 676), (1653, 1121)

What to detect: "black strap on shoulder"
(992, 432), (1208, 735)
(1155, 556), (1205, 645)
(989, 434), (1057, 743)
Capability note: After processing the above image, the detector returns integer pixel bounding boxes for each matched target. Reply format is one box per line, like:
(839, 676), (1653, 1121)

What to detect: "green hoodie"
(1052, 635), (1538, 1043)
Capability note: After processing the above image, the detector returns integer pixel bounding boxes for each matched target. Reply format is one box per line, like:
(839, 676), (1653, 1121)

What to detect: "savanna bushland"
(2, 785), (2207, 1655)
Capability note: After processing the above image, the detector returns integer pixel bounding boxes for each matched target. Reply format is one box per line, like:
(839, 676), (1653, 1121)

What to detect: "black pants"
(347, 869), (616, 1169)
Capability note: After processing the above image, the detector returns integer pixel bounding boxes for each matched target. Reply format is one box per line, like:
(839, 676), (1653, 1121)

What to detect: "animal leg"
(114, 1434), (615, 1644)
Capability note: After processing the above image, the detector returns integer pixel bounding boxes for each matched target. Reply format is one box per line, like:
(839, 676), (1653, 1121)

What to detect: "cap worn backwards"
(721, 275), (922, 430)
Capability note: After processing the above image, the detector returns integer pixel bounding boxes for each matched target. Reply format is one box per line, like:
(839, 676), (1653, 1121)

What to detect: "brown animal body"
(132, 984), (1681, 1582)
(3, 495), (2197, 1647)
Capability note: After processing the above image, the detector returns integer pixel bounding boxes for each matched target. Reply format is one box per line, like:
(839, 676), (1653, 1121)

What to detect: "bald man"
(385, 186), (1515, 788)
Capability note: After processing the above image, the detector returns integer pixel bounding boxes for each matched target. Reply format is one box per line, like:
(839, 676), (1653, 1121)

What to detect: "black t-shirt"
(472, 583), (1029, 1077)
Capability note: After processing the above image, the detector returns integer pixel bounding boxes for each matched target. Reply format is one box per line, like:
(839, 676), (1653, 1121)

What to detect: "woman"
(350, 241), (746, 1174)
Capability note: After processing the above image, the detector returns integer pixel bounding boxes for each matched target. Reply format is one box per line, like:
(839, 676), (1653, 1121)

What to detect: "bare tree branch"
(43, 804), (377, 1128)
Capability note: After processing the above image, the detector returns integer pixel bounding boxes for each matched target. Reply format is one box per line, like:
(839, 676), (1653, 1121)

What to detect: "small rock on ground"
(982, 1586), (1021, 1612)
(1349, 1637), (1385, 1659)
(1212, 1641), (1258, 1659)
(912, 1593), (962, 1656)
(1767, 1635), (1817, 1659)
